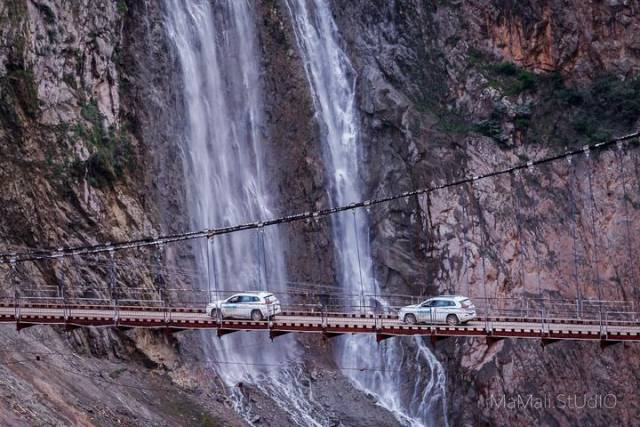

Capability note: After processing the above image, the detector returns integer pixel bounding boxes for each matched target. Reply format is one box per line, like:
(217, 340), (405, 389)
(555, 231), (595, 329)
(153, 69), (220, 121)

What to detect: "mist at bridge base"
(166, 329), (409, 426)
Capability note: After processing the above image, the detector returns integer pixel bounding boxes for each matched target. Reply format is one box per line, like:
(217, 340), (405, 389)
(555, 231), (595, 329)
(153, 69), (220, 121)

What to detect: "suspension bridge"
(1, 132), (640, 347)
(1, 296), (639, 346)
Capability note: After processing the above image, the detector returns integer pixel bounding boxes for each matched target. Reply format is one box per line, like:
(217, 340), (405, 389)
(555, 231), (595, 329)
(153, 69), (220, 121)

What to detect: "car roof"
(232, 291), (274, 297)
(429, 295), (469, 301)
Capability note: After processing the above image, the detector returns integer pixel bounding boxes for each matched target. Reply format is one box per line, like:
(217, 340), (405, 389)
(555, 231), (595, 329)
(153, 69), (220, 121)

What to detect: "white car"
(398, 296), (476, 326)
(206, 292), (281, 321)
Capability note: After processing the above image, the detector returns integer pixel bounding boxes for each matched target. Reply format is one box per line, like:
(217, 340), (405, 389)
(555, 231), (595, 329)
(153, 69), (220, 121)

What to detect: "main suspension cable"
(1, 131), (638, 264)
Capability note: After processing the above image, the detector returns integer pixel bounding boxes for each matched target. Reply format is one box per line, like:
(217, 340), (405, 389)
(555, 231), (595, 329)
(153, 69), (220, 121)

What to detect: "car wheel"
(404, 314), (417, 325)
(446, 314), (459, 326)
(210, 308), (219, 318)
(251, 310), (264, 321)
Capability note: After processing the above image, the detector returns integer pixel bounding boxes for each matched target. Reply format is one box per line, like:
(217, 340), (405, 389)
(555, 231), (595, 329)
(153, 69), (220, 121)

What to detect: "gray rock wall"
(329, 1), (640, 425)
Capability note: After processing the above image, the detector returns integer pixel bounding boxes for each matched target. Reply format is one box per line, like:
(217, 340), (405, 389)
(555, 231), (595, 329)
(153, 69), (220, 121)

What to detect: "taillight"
(265, 300), (273, 305)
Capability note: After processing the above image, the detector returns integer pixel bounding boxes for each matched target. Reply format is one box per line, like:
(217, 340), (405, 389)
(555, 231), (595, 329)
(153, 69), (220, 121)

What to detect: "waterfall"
(164, 1), (325, 425)
(285, 1), (449, 425)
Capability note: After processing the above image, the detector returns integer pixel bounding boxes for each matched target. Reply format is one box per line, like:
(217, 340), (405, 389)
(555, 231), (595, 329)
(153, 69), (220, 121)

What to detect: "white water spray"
(286, 0), (449, 425)
(164, 1), (325, 424)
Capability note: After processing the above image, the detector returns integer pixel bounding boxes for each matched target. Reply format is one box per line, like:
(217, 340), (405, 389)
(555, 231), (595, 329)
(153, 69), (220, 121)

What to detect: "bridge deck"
(2, 304), (639, 344)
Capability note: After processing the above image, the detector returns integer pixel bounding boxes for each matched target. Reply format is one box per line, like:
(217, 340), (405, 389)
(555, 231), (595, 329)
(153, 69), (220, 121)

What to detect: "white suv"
(399, 296), (476, 326)
(206, 292), (281, 321)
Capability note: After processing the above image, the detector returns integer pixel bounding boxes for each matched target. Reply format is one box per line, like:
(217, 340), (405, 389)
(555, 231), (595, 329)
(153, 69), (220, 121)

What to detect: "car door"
(417, 300), (434, 323)
(221, 295), (241, 318)
(437, 300), (452, 323)
(246, 295), (261, 318)
(428, 300), (441, 323)
(237, 295), (253, 318)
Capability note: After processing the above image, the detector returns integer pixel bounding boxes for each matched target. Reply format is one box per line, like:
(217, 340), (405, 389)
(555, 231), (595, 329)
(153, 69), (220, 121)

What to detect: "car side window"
(227, 296), (240, 303)
(251, 296), (260, 303)
(239, 296), (252, 303)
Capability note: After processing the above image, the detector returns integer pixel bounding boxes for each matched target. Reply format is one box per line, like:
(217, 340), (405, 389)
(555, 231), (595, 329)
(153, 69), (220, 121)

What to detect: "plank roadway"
(1, 305), (639, 343)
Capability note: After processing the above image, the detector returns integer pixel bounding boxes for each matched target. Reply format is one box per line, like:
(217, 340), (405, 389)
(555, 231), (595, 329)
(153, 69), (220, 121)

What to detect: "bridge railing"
(2, 285), (639, 328)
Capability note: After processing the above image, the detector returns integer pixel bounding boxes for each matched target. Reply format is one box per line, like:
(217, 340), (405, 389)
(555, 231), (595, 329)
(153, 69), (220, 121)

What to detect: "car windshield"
(460, 299), (473, 308)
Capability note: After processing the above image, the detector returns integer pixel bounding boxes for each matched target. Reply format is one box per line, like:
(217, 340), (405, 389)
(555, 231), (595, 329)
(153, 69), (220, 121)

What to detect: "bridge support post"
(10, 257), (19, 326)
(154, 243), (166, 306)
(206, 235), (222, 317)
(163, 302), (170, 329)
(56, 252), (65, 303)
(321, 304), (328, 329)
(470, 181), (491, 328)
(56, 253), (68, 328)
(108, 249), (117, 312)
(352, 210), (366, 314)
(256, 227), (269, 294)
(205, 237), (213, 305)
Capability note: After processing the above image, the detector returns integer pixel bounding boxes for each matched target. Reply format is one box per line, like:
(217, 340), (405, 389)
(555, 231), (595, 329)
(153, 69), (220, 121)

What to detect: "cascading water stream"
(286, 1), (449, 425)
(164, 1), (325, 424)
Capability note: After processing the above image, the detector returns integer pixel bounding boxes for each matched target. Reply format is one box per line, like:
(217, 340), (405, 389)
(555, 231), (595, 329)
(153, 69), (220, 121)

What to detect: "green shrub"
(473, 119), (502, 138)
(524, 72), (639, 146)
(486, 62), (538, 96)
(5, 68), (39, 117)
(590, 74), (640, 127)
(491, 62), (518, 76)
(117, 0), (128, 15)
(469, 53), (540, 96)
(473, 107), (506, 140)
(435, 111), (473, 133)
(74, 99), (135, 187)
(81, 99), (102, 124)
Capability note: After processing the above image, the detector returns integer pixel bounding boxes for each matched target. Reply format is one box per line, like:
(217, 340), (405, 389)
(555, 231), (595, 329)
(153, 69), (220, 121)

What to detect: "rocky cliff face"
(331, 0), (640, 425)
(1, 0), (639, 426)
(0, 1), (245, 424)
